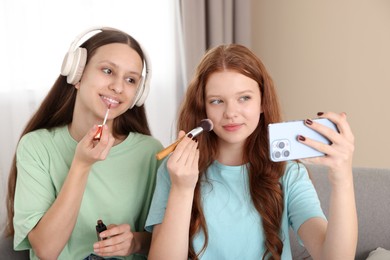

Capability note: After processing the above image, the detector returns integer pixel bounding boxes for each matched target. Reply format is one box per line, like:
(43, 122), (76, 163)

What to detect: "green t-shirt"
(13, 126), (163, 260)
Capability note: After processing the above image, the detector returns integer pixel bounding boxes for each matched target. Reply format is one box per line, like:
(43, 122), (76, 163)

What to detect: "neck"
(217, 141), (244, 166)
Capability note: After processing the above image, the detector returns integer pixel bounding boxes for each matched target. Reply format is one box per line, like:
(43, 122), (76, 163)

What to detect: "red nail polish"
(317, 112), (324, 116)
(298, 135), (306, 141)
(305, 119), (313, 125)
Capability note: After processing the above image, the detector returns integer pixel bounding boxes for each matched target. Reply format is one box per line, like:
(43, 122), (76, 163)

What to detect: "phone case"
(268, 118), (338, 162)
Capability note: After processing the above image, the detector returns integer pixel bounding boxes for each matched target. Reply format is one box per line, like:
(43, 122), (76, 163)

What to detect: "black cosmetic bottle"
(96, 219), (107, 241)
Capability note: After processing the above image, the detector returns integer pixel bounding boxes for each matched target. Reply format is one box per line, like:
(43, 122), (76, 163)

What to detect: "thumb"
(107, 224), (117, 229)
(177, 130), (186, 139)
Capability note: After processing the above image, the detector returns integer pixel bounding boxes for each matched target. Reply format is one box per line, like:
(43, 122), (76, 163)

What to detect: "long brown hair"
(177, 44), (286, 259)
(6, 29), (151, 236)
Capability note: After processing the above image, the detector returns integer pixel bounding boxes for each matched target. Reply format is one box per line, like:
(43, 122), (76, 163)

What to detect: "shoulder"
(19, 128), (51, 143)
(16, 129), (54, 164)
(17, 126), (69, 157)
(129, 133), (164, 151)
(18, 128), (53, 151)
(281, 161), (310, 186)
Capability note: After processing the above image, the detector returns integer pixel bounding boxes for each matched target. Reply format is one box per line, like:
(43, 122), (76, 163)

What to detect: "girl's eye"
(210, 99), (223, 105)
(102, 68), (112, 74)
(239, 96), (251, 102)
(126, 77), (136, 84)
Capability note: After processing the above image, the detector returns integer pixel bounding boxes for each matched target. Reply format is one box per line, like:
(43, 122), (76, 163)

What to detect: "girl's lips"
(100, 95), (119, 108)
(223, 124), (242, 132)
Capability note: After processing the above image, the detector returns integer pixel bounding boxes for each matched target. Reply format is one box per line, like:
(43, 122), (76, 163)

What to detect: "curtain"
(176, 0), (252, 88)
(0, 0), (179, 232)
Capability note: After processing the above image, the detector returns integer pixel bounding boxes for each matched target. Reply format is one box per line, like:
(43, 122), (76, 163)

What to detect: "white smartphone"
(268, 118), (338, 162)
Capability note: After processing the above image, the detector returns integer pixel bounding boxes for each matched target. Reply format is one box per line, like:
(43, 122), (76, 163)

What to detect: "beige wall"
(251, 1), (390, 168)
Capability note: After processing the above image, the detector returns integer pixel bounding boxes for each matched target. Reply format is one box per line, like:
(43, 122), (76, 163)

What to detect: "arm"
(27, 125), (115, 260)
(148, 133), (200, 260)
(298, 112), (357, 260)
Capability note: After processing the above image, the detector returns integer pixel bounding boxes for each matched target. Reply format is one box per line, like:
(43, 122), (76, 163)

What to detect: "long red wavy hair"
(177, 44), (286, 259)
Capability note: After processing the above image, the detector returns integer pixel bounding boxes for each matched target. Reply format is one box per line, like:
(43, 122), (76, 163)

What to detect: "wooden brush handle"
(155, 136), (185, 160)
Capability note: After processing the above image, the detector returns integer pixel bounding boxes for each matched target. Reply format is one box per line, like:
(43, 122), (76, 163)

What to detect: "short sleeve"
(13, 134), (56, 250)
(144, 158), (172, 232)
(284, 162), (326, 240)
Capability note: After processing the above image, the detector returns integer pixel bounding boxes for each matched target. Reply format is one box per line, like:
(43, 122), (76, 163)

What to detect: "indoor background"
(252, 0), (390, 169)
(1, 1), (389, 214)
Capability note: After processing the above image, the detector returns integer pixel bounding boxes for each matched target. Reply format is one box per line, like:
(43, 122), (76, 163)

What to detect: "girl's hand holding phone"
(299, 112), (355, 185)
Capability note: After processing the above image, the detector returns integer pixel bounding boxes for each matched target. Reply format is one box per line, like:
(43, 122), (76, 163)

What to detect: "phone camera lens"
(278, 142), (285, 149)
(283, 150), (290, 157)
(273, 151), (281, 158)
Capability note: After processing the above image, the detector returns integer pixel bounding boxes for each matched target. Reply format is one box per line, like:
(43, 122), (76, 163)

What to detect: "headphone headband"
(60, 26), (151, 108)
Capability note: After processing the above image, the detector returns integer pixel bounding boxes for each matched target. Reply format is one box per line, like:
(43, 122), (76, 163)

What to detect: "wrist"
(327, 166), (354, 186)
(170, 185), (196, 198)
(70, 158), (92, 175)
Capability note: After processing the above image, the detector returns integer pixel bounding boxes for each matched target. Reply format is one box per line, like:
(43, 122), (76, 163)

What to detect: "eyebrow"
(206, 89), (255, 98)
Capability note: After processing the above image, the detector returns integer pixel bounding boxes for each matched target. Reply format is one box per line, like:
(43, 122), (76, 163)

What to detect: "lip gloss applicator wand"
(93, 104), (111, 141)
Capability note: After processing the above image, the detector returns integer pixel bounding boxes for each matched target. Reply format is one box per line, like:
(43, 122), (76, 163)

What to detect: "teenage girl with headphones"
(6, 27), (163, 260)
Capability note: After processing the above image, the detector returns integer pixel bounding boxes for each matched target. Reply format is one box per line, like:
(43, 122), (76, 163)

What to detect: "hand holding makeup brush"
(156, 119), (213, 160)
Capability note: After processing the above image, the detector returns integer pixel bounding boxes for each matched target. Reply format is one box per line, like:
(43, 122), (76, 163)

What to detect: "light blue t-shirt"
(14, 126), (163, 260)
(145, 160), (326, 259)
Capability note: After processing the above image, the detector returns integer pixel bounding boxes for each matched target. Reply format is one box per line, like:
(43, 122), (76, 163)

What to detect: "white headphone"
(60, 26), (151, 108)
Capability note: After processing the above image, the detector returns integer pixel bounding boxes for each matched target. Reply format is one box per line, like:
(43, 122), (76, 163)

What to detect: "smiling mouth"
(101, 95), (119, 106)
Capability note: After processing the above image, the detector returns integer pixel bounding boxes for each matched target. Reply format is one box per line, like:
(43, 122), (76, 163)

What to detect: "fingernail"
(187, 133), (193, 138)
(298, 135), (306, 141)
(305, 119), (313, 125)
(317, 112), (324, 116)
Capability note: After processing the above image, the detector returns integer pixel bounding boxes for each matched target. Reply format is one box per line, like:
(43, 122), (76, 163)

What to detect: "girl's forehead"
(90, 43), (143, 72)
(205, 71), (259, 93)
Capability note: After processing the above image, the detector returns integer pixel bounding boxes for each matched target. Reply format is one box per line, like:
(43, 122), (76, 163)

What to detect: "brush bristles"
(199, 119), (213, 132)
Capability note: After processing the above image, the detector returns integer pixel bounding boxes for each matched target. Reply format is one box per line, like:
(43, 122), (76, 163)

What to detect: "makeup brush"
(93, 104), (111, 141)
(156, 119), (213, 160)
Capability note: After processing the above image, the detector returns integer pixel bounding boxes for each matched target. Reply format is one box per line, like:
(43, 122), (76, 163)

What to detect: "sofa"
(1, 165), (389, 259)
(290, 165), (390, 259)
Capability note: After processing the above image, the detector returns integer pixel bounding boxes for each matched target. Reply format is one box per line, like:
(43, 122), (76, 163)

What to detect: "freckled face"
(205, 70), (262, 148)
(75, 43), (143, 121)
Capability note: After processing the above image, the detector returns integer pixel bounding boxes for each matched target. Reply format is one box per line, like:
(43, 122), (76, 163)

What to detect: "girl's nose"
(108, 78), (123, 94)
(224, 102), (238, 118)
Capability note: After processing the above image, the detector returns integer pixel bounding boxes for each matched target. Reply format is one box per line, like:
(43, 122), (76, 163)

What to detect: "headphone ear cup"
(67, 48), (87, 85)
(61, 52), (73, 76)
(135, 76), (150, 107)
(132, 45), (152, 108)
(61, 47), (87, 85)
(130, 76), (145, 108)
